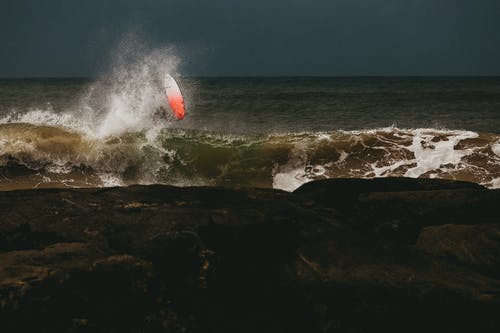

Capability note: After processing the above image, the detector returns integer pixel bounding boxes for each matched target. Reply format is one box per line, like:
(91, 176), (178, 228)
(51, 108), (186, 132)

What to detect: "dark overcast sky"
(1, 0), (500, 77)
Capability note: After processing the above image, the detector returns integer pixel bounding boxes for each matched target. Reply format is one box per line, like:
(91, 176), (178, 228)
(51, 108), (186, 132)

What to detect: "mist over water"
(0, 50), (499, 191)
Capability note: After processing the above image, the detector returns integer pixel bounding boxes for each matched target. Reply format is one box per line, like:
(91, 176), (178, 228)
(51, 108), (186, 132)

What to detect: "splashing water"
(0, 45), (187, 188)
(1, 46), (181, 139)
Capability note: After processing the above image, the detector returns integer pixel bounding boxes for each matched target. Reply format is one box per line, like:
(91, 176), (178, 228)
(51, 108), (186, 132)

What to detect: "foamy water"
(270, 129), (500, 191)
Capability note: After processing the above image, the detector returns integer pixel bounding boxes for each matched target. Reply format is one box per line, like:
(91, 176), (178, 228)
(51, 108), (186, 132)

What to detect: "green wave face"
(0, 123), (499, 191)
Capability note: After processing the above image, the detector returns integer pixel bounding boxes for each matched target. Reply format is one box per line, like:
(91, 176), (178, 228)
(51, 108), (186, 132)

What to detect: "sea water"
(1, 68), (499, 190)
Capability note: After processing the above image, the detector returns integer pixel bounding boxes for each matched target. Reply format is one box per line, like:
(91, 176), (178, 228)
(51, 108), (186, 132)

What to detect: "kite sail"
(164, 74), (185, 120)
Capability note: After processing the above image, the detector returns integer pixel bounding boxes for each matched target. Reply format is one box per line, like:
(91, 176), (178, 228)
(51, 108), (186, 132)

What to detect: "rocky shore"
(0, 178), (499, 332)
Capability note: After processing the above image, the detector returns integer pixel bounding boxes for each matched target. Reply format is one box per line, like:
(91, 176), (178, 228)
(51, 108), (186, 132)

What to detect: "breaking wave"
(0, 124), (499, 191)
(1, 46), (499, 191)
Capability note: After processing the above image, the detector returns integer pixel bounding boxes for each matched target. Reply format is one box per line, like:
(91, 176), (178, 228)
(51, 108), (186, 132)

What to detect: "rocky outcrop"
(0, 178), (499, 332)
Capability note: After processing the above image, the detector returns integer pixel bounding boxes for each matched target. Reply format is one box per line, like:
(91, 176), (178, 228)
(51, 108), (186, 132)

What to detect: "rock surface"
(0, 178), (499, 332)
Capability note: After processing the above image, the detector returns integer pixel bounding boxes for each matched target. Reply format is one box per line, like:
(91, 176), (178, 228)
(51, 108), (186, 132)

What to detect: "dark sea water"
(1, 76), (499, 191)
(185, 77), (500, 134)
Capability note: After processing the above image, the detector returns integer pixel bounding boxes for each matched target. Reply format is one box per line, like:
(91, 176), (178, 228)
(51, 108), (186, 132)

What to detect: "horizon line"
(1, 75), (500, 80)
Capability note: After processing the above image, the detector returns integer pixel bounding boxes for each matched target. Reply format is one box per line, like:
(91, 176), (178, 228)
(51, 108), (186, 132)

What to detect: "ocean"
(1, 76), (499, 191)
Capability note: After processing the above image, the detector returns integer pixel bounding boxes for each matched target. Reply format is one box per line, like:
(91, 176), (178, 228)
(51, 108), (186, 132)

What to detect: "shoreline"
(1, 178), (499, 332)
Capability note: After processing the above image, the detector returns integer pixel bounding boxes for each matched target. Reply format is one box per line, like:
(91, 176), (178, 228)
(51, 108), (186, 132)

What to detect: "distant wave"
(0, 123), (498, 191)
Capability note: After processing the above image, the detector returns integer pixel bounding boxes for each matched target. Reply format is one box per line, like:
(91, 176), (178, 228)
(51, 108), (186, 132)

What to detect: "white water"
(270, 128), (499, 191)
(404, 129), (478, 178)
(0, 46), (181, 140)
(0, 45), (185, 186)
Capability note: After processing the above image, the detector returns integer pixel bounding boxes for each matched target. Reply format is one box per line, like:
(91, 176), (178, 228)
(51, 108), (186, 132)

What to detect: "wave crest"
(0, 124), (499, 191)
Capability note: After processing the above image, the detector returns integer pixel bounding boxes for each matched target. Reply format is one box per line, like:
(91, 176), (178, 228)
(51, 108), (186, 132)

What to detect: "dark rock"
(293, 177), (484, 209)
(356, 188), (500, 243)
(417, 224), (500, 277)
(0, 178), (499, 332)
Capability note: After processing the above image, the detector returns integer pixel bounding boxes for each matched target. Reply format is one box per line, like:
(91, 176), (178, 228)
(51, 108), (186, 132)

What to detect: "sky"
(1, 0), (500, 77)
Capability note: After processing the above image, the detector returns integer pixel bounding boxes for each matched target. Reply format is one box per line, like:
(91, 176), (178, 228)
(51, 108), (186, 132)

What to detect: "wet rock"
(0, 178), (499, 332)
